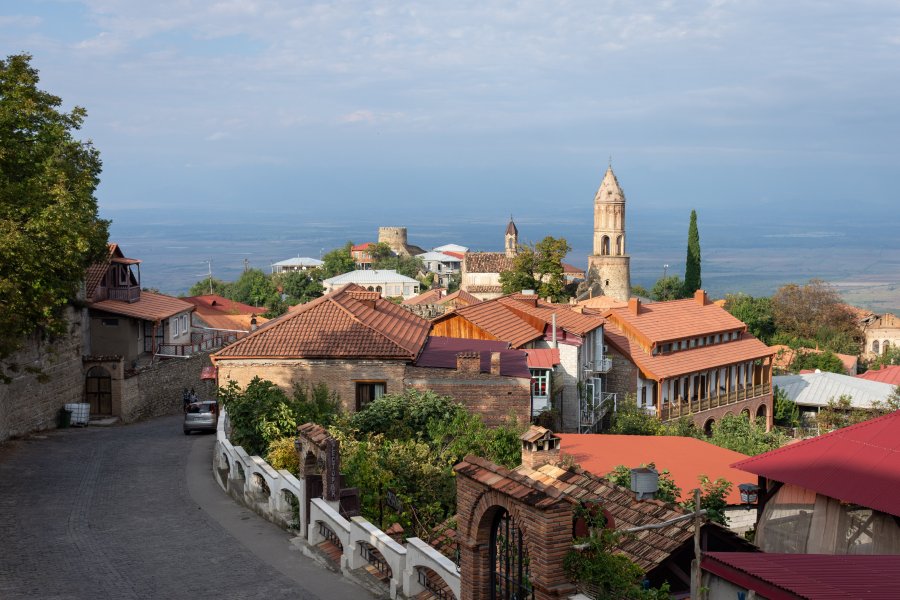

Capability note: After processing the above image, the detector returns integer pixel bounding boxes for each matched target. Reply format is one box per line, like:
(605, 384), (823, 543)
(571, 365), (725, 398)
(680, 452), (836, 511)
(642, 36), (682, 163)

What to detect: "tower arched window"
(616, 235), (624, 256)
(885, 340), (891, 355)
(873, 340), (880, 354)
(601, 236), (610, 256)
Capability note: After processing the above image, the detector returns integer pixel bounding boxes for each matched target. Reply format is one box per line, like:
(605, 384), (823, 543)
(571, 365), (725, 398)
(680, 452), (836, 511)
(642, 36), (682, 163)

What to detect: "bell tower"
(505, 217), (518, 258)
(587, 165), (631, 301)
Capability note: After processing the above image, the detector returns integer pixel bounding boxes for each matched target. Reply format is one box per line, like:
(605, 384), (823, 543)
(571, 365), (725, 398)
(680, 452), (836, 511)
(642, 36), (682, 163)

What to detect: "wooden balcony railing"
(105, 285), (141, 303)
(658, 382), (771, 421)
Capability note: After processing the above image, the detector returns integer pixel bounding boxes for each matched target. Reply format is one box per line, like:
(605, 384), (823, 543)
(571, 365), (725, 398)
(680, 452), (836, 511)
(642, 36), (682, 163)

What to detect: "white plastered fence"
(214, 410), (460, 599)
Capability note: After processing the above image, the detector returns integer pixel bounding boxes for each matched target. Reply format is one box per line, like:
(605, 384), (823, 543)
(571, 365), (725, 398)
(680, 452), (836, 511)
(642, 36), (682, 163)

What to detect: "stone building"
(587, 166), (632, 302)
(459, 219), (519, 301)
(211, 284), (532, 425)
(377, 226), (425, 257)
(864, 312), (900, 359)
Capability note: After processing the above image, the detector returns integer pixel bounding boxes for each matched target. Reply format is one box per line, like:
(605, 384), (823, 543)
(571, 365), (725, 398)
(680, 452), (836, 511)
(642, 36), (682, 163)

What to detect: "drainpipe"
(551, 313), (557, 348)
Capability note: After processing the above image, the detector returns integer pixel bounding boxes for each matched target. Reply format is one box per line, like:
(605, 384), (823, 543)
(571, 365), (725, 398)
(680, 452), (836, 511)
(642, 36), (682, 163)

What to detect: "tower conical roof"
(506, 219), (518, 236)
(594, 166), (625, 204)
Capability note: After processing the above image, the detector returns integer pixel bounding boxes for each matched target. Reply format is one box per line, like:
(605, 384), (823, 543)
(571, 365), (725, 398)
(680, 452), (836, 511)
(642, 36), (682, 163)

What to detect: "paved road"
(0, 415), (368, 599)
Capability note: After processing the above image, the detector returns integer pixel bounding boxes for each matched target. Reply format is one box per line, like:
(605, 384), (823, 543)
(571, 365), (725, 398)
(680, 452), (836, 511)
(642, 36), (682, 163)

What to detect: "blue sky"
(3, 1), (900, 225)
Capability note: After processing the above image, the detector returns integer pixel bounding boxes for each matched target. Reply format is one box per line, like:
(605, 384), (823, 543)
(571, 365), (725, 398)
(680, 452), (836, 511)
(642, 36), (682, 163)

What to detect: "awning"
(526, 348), (560, 370)
(200, 366), (218, 380)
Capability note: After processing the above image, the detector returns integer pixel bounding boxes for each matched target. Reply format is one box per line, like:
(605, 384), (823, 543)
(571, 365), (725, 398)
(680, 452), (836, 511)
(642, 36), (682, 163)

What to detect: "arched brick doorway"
(703, 418), (715, 437)
(489, 508), (534, 600)
(756, 403), (767, 422)
(85, 366), (112, 415)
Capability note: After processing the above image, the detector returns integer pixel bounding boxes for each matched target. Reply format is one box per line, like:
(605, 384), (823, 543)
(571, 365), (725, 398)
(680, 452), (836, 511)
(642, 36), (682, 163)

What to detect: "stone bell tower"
(504, 217), (518, 258)
(587, 165), (631, 301)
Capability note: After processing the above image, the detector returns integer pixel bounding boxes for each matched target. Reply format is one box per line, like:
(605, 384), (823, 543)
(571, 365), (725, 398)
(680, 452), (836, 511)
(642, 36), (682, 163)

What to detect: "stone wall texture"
(120, 351), (217, 423)
(0, 307), (86, 441)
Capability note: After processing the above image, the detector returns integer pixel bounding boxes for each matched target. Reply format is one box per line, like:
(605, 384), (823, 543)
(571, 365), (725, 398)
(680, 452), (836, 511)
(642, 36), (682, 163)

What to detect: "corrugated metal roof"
(774, 371), (894, 408)
(413, 337), (530, 378)
(271, 257), (323, 267)
(433, 243), (468, 253)
(558, 434), (751, 505)
(416, 251), (461, 262)
(733, 410), (900, 517)
(525, 348), (560, 369)
(703, 552), (900, 599)
(857, 365), (900, 386)
(323, 269), (419, 285)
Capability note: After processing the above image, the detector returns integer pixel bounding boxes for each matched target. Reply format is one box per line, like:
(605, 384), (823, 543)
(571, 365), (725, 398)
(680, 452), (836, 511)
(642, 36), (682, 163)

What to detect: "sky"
(3, 1), (900, 229)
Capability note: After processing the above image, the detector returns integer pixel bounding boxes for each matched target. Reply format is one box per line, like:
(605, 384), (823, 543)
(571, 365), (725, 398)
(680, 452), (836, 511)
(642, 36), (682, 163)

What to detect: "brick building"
(454, 426), (755, 599)
(602, 290), (776, 432)
(211, 284), (532, 425)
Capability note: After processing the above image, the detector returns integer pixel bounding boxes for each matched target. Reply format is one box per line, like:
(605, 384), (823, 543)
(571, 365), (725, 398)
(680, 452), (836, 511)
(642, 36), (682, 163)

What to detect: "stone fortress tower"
(587, 166), (632, 302)
(378, 226), (410, 256)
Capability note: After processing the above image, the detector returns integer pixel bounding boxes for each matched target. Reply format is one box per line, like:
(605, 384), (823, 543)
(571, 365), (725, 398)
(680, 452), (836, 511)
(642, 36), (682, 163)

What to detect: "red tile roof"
(441, 289), (480, 307)
(85, 243), (119, 300)
(438, 300), (545, 348)
(91, 291), (194, 321)
(183, 294), (265, 315)
(605, 294), (748, 346)
(562, 262), (584, 275)
(576, 295), (629, 311)
(442, 251), (465, 260)
(733, 410), (900, 517)
(413, 337), (530, 378)
(604, 324), (773, 380)
(770, 344), (858, 375)
(702, 552), (900, 600)
(402, 288), (447, 305)
(525, 348), (560, 369)
(212, 284), (430, 361)
(351, 242), (375, 252)
(498, 295), (604, 337)
(857, 365), (900, 386)
(557, 434), (751, 505)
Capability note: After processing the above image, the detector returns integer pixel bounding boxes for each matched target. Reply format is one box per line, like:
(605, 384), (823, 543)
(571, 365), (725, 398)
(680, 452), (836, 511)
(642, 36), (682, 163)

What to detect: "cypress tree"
(684, 210), (702, 295)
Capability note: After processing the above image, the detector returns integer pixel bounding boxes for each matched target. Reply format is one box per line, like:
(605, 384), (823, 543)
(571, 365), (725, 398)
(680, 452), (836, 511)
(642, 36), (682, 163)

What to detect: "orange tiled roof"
(857, 365), (900, 386)
(464, 252), (514, 274)
(351, 242), (375, 252)
(562, 262), (585, 274)
(576, 295), (628, 311)
(444, 300), (544, 347)
(182, 294), (265, 315)
(441, 289), (480, 307)
(91, 291), (194, 321)
(85, 243), (119, 300)
(605, 294), (747, 346)
(557, 434), (751, 505)
(402, 288), (447, 305)
(498, 295), (604, 337)
(604, 324), (773, 380)
(770, 344), (858, 375)
(212, 284), (430, 361)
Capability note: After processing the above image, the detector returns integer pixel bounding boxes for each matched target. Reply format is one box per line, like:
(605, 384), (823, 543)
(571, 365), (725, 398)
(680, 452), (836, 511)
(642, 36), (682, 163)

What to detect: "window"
(181, 315), (188, 336)
(172, 316), (179, 337)
(101, 318), (119, 327)
(689, 338), (697, 348)
(530, 369), (550, 398)
(355, 381), (385, 411)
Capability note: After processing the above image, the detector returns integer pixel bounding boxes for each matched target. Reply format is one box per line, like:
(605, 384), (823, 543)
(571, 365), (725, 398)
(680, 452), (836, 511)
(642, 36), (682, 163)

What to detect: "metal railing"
(318, 521), (344, 550)
(358, 543), (392, 578)
(154, 331), (244, 356)
(418, 568), (457, 600)
(658, 383), (771, 421)
(580, 392), (616, 433)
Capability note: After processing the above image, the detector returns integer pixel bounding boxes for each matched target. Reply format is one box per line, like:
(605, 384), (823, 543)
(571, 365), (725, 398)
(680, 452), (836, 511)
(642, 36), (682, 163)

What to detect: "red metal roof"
(526, 348), (560, 370)
(703, 552), (900, 600)
(558, 434), (751, 505)
(733, 410), (900, 517)
(857, 365), (900, 386)
(414, 337), (530, 378)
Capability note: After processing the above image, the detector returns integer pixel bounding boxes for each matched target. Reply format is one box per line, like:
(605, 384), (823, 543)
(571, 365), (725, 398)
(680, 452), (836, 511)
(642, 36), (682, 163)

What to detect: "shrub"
(266, 437), (300, 475)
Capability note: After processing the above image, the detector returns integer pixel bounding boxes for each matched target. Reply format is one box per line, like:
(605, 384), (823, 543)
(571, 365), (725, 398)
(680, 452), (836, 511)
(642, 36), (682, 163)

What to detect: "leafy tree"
(368, 241), (395, 262)
(681, 475), (732, 526)
(771, 280), (862, 354)
(0, 54), (110, 381)
(724, 294), (775, 343)
(869, 345), (900, 370)
(650, 275), (688, 301)
(229, 268), (279, 307)
(683, 210), (701, 295)
(188, 277), (231, 297)
(276, 270), (323, 304)
(499, 245), (538, 294)
(631, 284), (651, 298)
(609, 394), (664, 435)
(321, 242), (356, 278)
(350, 388), (465, 440)
(376, 253), (424, 279)
(816, 395), (871, 431)
(773, 386), (800, 428)
(708, 414), (786, 456)
(447, 272), (461, 293)
(790, 348), (845, 374)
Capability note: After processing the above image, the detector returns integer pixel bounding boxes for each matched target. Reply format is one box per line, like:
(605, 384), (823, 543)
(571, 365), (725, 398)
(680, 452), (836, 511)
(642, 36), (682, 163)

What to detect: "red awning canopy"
(526, 348), (560, 370)
(200, 366), (217, 380)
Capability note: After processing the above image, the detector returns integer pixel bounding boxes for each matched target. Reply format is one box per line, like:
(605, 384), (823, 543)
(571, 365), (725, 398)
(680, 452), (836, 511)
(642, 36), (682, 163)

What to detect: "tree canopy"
(683, 209), (701, 296)
(499, 236), (572, 301)
(770, 279), (862, 354)
(321, 242), (356, 278)
(724, 293), (775, 343)
(0, 53), (110, 381)
(650, 275), (688, 301)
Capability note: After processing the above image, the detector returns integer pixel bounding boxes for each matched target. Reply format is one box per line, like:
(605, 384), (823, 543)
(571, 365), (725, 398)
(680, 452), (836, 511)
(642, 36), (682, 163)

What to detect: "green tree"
(773, 386), (800, 428)
(681, 475), (732, 526)
(770, 280), (863, 354)
(708, 414), (786, 455)
(499, 236), (572, 301)
(816, 395), (871, 431)
(447, 272), (461, 293)
(0, 54), (110, 381)
(650, 275), (688, 301)
(724, 294), (775, 343)
(229, 268), (279, 307)
(683, 209), (701, 295)
(790, 348), (845, 374)
(275, 270), (323, 304)
(869, 345), (900, 370)
(499, 245), (538, 294)
(375, 253), (424, 279)
(188, 277), (230, 297)
(321, 242), (356, 278)
(609, 394), (664, 435)
(631, 284), (651, 298)
(606, 464), (681, 504)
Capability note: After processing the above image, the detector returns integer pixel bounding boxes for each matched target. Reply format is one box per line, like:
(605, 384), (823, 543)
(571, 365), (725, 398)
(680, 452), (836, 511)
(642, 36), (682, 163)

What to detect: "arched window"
(884, 340), (891, 355)
(873, 340), (881, 354)
(616, 235), (624, 255)
(490, 509), (533, 599)
(601, 236), (610, 256)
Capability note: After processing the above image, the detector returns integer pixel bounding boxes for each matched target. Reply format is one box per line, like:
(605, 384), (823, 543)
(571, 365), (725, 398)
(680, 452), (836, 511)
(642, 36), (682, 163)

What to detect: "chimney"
(630, 467), (659, 501)
(361, 299), (376, 310)
(456, 351), (481, 374)
(694, 289), (708, 306)
(628, 297), (641, 316)
(490, 351), (502, 375)
(520, 426), (561, 470)
(572, 305), (584, 314)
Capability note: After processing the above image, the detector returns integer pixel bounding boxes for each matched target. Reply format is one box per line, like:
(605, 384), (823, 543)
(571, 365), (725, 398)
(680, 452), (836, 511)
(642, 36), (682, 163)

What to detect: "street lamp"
(663, 264), (669, 279)
(739, 483), (760, 510)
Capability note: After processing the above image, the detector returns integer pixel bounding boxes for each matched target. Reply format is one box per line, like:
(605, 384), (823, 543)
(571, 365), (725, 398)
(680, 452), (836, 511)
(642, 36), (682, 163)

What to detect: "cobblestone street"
(0, 415), (366, 599)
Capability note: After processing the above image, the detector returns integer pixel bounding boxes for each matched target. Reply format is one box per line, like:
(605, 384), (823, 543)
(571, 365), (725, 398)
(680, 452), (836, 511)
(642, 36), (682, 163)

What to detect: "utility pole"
(691, 487), (703, 600)
(206, 260), (213, 295)
(663, 264), (669, 279)
(243, 258), (250, 273)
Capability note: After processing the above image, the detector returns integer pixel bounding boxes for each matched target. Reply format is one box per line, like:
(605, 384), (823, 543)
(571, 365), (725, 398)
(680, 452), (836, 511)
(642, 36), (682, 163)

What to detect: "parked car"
(183, 401), (218, 435)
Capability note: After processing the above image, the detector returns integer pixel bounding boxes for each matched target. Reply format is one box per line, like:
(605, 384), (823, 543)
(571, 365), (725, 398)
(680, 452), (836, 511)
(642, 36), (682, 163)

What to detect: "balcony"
(658, 383), (771, 422)
(105, 285), (141, 303)
(580, 391), (615, 433)
(585, 357), (612, 374)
